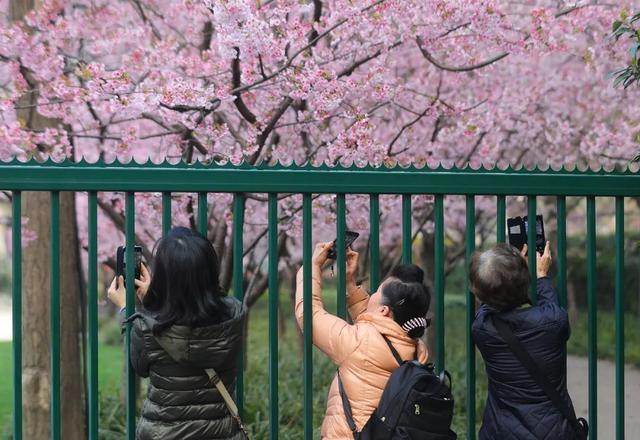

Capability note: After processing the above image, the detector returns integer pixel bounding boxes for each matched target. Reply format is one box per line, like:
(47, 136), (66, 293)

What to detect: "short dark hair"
(469, 244), (531, 311)
(381, 264), (431, 338)
(143, 227), (230, 334)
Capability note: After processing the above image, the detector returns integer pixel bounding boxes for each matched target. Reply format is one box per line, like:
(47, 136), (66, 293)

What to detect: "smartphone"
(116, 245), (142, 285)
(327, 231), (360, 260)
(507, 215), (545, 254)
(524, 215), (546, 254)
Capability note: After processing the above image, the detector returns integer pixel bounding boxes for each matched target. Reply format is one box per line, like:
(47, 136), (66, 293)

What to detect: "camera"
(507, 215), (545, 254)
(327, 231), (360, 260)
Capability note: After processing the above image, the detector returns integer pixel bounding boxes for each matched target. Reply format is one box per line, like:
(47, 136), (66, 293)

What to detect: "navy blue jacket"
(472, 278), (578, 440)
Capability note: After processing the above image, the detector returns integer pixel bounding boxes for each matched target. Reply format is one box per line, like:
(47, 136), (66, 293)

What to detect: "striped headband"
(401, 317), (427, 333)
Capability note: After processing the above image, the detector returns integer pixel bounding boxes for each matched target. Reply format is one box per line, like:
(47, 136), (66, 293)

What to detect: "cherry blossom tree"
(2, 0), (638, 274)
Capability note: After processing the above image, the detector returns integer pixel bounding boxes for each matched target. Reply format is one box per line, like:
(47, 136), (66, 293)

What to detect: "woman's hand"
(537, 241), (552, 278)
(520, 244), (528, 260)
(107, 263), (151, 309)
(134, 263), (151, 301)
(312, 242), (332, 268)
(107, 276), (126, 309)
(346, 248), (359, 286)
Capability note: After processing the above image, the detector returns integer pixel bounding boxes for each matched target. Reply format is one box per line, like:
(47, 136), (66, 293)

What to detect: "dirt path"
(0, 295), (10, 341)
(567, 355), (639, 440)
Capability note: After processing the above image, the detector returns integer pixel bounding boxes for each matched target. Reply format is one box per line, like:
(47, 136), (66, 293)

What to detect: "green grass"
(568, 311), (640, 367)
(0, 341), (125, 439)
(0, 294), (638, 439)
(0, 343), (12, 432)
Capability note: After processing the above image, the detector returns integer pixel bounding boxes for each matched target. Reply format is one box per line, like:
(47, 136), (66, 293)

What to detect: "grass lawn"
(0, 341), (124, 439)
(0, 343), (12, 433)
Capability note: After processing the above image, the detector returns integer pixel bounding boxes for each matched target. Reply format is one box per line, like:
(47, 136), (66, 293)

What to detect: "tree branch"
(96, 197), (153, 262)
(457, 131), (487, 166)
(417, 5), (586, 73)
(232, 47), (258, 124)
(251, 96), (293, 163)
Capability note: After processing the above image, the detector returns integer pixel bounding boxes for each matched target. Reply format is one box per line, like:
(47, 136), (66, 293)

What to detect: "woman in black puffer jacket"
(107, 227), (246, 440)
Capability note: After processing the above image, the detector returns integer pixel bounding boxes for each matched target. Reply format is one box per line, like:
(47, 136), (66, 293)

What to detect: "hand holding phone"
(327, 231), (360, 260)
(116, 245), (142, 287)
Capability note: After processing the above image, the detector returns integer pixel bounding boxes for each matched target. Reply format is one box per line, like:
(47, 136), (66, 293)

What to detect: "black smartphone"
(507, 215), (545, 254)
(116, 245), (142, 285)
(327, 231), (360, 260)
(507, 216), (526, 250)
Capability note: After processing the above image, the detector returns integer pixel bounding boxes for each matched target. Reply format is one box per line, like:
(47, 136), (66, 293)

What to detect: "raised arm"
(295, 242), (360, 365)
(345, 248), (370, 321)
(533, 241), (559, 306)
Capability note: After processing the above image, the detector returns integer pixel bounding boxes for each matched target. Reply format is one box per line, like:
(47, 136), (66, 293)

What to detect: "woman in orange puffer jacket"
(295, 242), (431, 439)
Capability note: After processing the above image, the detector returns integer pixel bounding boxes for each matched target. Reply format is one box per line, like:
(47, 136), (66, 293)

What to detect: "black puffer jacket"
(128, 296), (246, 440)
(472, 278), (578, 440)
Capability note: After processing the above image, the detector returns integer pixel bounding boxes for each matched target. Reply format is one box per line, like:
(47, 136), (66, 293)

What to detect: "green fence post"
(434, 195), (445, 372)
(232, 194), (245, 417)
(336, 194), (346, 319)
(586, 196), (597, 440)
(125, 192), (136, 440)
(12, 192), (22, 440)
(527, 196), (537, 303)
(268, 193), (279, 440)
(402, 194), (412, 263)
(496, 195), (505, 243)
(557, 197), (567, 308)
(197, 192), (207, 234)
(88, 192), (99, 440)
(303, 194), (313, 439)
(465, 195), (476, 440)
(369, 195), (380, 291)
(615, 196), (625, 440)
(162, 192), (171, 235)
(50, 191), (61, 440)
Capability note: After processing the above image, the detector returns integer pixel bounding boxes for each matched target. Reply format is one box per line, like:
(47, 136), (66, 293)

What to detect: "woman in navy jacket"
(470, 242), (580, 439)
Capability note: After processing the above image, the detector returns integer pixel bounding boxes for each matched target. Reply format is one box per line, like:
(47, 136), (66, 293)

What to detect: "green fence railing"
(2, 159), (638, 440)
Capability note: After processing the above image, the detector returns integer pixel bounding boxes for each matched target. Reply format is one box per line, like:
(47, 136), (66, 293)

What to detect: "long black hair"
(381, 264), (431, 338)
(143, 227), (230, 334)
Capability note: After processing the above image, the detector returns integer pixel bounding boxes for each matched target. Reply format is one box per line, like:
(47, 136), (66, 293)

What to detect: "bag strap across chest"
(491, 315), (588, 439)
(130, 313), (249, 438)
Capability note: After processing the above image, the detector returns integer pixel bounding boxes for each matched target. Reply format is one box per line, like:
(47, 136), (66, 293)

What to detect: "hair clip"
(401, 317), (427, 333)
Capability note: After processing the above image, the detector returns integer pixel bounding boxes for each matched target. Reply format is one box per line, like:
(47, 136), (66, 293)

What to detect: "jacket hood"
(139, 296), (245, 370)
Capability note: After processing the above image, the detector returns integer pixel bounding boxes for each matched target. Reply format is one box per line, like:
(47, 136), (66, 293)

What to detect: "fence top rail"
(1, 158), (639, 196)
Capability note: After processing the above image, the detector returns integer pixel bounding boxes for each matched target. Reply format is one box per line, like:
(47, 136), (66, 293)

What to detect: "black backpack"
(338, 334), (457, 440)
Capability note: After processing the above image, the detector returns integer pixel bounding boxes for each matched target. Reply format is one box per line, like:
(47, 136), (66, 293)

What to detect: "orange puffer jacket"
(295, 267), (428, 439)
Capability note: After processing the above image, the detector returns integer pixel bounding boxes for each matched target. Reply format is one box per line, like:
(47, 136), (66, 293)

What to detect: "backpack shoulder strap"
(381, 334), (404, 366)
(491, 315), (585, 434)
(337, 371), (359, 438)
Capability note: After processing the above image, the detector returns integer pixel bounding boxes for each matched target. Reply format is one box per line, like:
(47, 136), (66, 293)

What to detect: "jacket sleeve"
(129, 317), (151, 378)
(295, 266), (361, 365)
(536, 277), (559, 306)
(536, 277), (571, 341)
(347, 284), (370, 321)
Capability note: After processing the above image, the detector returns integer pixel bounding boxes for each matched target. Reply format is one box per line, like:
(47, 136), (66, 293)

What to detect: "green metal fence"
(2, 159), (638, 440)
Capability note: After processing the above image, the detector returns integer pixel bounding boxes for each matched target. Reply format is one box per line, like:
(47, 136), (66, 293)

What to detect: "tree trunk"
(11, 1), (86, 438)
(22, 192), (85, 440)
(419, 232), (437, 360)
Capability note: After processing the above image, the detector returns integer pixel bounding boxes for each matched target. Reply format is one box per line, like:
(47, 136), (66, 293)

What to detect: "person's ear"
(380, 305), (391, 317)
